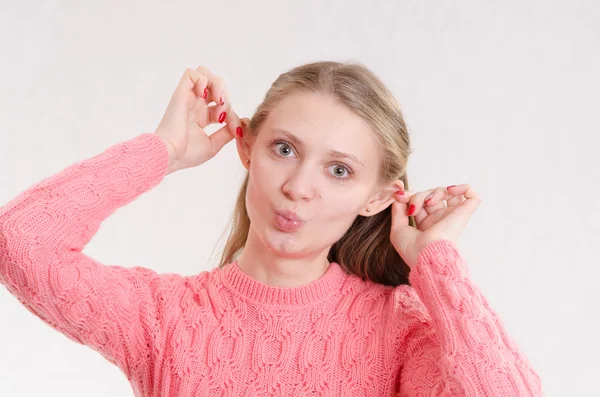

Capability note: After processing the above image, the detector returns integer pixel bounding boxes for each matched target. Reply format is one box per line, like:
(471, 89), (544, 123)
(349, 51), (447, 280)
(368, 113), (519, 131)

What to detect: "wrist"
(157, 135), (178, 175)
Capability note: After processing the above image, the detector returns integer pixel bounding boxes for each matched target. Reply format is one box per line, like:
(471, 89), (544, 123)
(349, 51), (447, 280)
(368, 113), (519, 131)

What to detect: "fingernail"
(236, 126), (243, 138)
(447, 185), (456, 189)
(219, 112), (227, 123)
(408, 204), (416, 215)
(203, 88), (208, 99)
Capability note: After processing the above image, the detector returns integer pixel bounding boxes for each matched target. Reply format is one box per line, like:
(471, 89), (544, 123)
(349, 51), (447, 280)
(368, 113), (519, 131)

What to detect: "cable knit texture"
(0, 133), (543, 396)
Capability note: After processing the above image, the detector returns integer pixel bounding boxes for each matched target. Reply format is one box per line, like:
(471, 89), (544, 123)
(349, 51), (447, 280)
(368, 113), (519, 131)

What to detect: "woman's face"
(242, 91), (392, 259)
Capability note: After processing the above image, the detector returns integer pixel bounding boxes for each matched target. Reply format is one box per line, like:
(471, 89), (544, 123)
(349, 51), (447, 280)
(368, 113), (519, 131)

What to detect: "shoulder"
(339, 274), (428, 323)
(343, 272), (427, 313)
(179, 263), (231, 299)
(390, 284), (429, 322)
(107, 265), (186, 292)
(356, 281), (432, 340)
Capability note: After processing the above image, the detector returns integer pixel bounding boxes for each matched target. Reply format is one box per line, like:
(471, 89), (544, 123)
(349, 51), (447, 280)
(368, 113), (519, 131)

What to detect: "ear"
(236, 118), (254, 171)
(358, 179), (405, 217)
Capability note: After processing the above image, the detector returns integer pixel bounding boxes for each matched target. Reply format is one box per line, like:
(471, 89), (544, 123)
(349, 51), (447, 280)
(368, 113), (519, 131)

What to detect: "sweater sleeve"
(0, 133), (177, 379)
(394, 239), (544, 396)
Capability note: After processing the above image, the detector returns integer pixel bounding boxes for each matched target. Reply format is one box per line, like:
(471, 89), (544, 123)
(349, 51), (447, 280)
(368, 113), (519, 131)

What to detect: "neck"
(236, 226), (331, 287)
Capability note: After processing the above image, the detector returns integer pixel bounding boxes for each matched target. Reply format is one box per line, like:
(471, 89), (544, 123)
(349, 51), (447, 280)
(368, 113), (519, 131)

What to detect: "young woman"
(0, 62), (543, 396)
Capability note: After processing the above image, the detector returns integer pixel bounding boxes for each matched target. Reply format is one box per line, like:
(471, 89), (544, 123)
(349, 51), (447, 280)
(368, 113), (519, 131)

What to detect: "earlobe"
(242, 158), (251, 171)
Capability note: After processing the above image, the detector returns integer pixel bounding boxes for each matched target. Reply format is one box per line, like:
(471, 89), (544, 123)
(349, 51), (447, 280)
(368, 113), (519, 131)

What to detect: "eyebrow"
(272, 128), (365, 167)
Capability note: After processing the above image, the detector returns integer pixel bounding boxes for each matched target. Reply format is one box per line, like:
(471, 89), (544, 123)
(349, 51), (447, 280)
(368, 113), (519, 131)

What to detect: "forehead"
(264, 91), (380, 167)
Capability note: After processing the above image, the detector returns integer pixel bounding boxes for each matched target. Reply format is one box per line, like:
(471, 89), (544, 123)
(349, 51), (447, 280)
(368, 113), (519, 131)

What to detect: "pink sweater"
(0, 133), (543, 396)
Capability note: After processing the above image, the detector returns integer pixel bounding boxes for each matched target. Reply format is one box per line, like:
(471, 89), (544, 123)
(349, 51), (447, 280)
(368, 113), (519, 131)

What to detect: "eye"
(328, 164), (350, 179)
(269, 139), (354, 181)
(273, 141), (295, 157)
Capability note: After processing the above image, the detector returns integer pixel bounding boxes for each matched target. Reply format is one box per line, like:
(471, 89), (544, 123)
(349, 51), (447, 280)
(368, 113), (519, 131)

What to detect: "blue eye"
(269, 139), (354, 181)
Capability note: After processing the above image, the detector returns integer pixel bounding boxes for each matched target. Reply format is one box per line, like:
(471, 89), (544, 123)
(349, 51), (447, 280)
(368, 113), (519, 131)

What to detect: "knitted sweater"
(0, 133), (543, 396)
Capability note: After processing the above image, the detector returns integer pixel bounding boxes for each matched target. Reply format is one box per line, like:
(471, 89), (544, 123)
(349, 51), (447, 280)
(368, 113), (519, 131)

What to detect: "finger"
(205, 105), (243, 138)
(226, 108), (243, 138)
(414, 204), (428, 226)
(402, 189), (431, 226)
(189, 72), (213, 128)
(394, 189), (415, 204)
(240, 117), (251, 138)
(196, 66), (230, 110)
(423, 186), (448, 214)
(196, 72), (209, 101)
(457, 184), (481, 216)
(447, 195), (465, 207)
(390, 200), (410, 231)
(209, 77), (229, 110)
(190, 67), (231, 128)
(208, 104), (229, 126)
(177, 68), (201, 93)
(240, 117), (251, 129)
(172, 68), (202, 109)
(208, 123), (236, 157)
(442, 184), (481, 232)
(447, 183), (469, 207)
(408, 189), (434, 214)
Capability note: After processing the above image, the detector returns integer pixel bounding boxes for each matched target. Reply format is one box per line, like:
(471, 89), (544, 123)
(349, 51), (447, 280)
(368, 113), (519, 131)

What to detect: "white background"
(1, 1), (598, 396)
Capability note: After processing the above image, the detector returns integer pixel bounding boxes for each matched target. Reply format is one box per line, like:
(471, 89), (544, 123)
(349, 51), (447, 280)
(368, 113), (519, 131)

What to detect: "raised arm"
(0, 133), (178, 377)
(394, 240), (543, 396)
(1, 65), (243, 380)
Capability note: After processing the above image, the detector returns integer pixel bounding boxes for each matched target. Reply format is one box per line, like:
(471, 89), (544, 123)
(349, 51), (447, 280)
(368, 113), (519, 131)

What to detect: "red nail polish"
(424, 197), (432, 205)
(408, 204), (415, 215)
(219, 112), (227, 123)
(395, 189), (404, 196)
(447, 185), (456, 189)
(203, 88), (208, 99)
(236, 126), (243, 138)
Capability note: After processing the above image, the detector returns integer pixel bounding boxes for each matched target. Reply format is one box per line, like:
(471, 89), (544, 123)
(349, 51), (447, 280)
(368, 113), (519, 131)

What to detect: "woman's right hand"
(155, 66), (244, 175)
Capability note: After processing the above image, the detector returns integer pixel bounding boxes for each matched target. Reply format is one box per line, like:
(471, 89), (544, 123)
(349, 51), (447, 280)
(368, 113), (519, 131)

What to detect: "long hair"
(216, 61), (416, 287)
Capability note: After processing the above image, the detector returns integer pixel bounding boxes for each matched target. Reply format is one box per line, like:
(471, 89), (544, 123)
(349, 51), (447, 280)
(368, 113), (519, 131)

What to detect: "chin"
(258, 219), (309, 259)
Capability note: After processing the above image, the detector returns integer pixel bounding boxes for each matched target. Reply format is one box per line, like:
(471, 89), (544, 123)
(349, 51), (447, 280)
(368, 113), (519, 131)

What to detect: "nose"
(281, 164), (318, 201)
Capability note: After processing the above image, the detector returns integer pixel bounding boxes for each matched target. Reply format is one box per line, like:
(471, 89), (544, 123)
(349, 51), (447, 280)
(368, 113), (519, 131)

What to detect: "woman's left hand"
(390, 184), (482, 269)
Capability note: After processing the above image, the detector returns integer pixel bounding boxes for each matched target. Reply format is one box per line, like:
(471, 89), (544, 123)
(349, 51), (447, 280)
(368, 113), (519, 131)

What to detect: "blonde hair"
(216, 61), (416, 287)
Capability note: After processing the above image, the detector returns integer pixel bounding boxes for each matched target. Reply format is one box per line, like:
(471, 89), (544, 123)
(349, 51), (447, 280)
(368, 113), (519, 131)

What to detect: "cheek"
(320, 191), (364, 218)
(315, 196), (362, 235)
(245, 161), (279, 216)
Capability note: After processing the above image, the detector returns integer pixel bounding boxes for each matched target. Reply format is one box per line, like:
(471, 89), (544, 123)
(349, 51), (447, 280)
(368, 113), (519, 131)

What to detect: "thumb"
(241, 117), (251, 129)
(208, 124), (235, 157)
(390, 200), (410, 230)
(390, 200), (417, 255)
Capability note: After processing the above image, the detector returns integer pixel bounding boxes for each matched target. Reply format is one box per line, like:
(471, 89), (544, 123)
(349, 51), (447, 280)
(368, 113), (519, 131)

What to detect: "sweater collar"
(220, 260), (349, 306)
